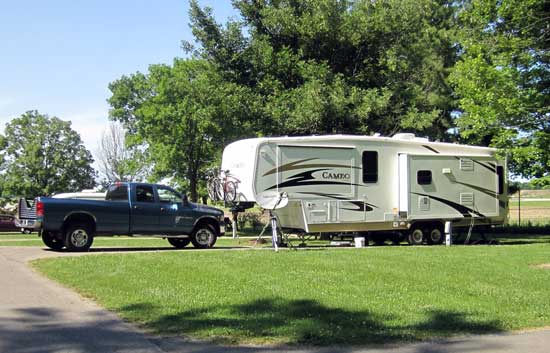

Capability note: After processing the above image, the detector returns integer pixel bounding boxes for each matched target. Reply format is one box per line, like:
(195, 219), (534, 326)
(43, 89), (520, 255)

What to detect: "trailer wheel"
(191, 224), (217, 249)
(427, 225), (444, 245)
(64, 223), (94, 252)
(41, 231), (64, 251)
(408, 227), (424, 245)
(168, 237), (191, 249)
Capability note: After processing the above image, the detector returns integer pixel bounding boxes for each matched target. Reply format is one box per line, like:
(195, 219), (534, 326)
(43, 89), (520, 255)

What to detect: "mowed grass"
(509, 200), (550, 207)
(34, 244), (550, 346)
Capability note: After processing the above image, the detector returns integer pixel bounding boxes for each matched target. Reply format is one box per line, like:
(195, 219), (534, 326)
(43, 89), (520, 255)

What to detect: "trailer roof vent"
(392, 133), (416, 140)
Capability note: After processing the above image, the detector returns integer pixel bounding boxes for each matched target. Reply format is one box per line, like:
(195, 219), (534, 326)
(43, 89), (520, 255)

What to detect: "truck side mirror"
(182, 194), (189, 206)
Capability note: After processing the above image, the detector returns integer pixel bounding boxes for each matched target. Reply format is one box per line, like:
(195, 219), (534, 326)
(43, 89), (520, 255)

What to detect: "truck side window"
(157, 187), (182, 203)
(362, 151), (378, 183)
(106, 184), (128, 202)
(417, 170), (432, 185)
(136, 185), (155, 203)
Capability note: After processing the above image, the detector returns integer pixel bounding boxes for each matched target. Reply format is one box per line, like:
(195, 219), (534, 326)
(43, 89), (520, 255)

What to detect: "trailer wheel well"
(410, 220), (444, 231)
(63, 213), (96, 234)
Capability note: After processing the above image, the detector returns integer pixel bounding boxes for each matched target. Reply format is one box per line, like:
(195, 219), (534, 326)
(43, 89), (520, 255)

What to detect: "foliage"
(35, 244), (550, 345)
(189, 0), (458, 138)
(0, 111), (95, 197)
(450, 0), (549, 178)
(108, 59), (256, 201)
(96, 122), (150, 186)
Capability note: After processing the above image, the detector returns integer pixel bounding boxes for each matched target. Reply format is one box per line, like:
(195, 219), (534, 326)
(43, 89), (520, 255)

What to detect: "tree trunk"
(188, 172), (198, 202)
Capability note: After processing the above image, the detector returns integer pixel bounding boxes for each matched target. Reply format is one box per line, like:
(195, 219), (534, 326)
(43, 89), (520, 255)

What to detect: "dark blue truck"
(34, 182), (225, 251)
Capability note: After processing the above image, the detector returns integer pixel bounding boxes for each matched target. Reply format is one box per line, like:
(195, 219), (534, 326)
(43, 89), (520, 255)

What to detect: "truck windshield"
(106, 184), (128, 202)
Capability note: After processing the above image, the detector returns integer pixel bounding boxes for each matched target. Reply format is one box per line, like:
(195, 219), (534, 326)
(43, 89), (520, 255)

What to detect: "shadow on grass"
(120, 298), (504, 346)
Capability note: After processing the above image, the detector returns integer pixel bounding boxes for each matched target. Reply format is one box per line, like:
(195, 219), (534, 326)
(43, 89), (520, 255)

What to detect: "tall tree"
(450, 0), (549, 180)
(189, 0), (458, 138)
(96, 122), (150, 185)
(0, 111), (96, 197)
(108, 59), (256, 201)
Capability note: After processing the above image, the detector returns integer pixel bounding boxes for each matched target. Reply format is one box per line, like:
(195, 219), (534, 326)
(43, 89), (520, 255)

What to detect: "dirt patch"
(532, 264), (550, 269)
(511, 190), (550, 199)
(508, 207), (550, 222)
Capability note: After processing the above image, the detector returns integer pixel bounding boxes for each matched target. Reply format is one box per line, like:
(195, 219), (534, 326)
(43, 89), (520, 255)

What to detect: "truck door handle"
(160, 207), (166, 212)
(133, 205), (141, 210)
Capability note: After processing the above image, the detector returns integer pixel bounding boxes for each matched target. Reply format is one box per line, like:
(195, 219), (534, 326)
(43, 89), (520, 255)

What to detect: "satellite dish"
(256, 191), (288, 210)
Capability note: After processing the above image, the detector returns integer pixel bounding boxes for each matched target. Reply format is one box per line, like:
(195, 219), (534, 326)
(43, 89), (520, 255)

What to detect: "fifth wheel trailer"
(221, 134), (508, 244)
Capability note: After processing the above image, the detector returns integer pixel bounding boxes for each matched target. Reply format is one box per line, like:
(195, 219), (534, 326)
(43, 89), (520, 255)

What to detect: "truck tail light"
(36, 200), (44, 217)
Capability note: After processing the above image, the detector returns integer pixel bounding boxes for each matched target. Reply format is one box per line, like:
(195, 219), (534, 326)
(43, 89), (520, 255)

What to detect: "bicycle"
(206, 169), (240, 203)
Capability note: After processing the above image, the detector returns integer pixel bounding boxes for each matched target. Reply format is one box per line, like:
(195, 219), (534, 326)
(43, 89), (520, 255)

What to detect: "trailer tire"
(64, 223), (94, 252)
(408, 227), (424, 245)
(168, 237), (191, 249)
(41, 231), (64, 251)
(427, 225), (444, 245)
(191, 224), (217, 249)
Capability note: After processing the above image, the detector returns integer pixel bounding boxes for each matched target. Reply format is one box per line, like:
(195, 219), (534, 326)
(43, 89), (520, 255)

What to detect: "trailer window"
(106, 184), (128, 202)
(417, 170), (432, 185)
(497, 166), (504, 195)
(362, 151), (378, 183)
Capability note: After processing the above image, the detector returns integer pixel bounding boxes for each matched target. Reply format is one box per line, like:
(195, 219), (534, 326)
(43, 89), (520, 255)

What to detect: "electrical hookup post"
(445, 221), (452, 246)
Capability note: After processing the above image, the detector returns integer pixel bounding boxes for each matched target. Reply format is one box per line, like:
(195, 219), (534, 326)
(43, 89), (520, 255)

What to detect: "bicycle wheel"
(207, 178), (219, 201)
(224, 181), (237, 202)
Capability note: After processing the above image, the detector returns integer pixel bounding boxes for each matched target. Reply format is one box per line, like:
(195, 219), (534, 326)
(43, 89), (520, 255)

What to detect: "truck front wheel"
(64, 223), (94, 252)
(41, 231), (64, 251)
(191, 224), (217, 249)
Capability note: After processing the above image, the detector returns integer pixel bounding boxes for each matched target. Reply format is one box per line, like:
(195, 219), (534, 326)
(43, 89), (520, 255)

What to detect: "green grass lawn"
(33, 242), (550, 346)
(509, 200), (550, 207)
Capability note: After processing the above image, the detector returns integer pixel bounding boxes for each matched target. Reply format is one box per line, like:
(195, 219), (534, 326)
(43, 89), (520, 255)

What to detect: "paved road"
(1, 246), (549, 353)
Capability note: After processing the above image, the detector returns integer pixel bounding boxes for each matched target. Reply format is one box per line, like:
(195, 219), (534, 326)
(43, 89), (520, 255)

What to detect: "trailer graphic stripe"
(453, 157), (497, 173)
(267, 169), (358, 190)
(262, 158), (359, 177)
(454, 181), (497, 198)
(473, 160), (496, 173)
(412, 192), (486, 218)
(422, 145), (440, 154)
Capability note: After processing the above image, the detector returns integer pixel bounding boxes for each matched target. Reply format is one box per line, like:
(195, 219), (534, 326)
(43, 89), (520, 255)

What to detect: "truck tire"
(41, 231), (64, 251)
(64, 223), (94, 252)
(168, 237), (191, 249)
(191, 224), (217, 249)
(426, 225), (444, 245)
(408, 227), (425, 245)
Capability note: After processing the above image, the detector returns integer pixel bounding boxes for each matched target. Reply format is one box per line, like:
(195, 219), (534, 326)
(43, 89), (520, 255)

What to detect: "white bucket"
(354, 237), (365, 248)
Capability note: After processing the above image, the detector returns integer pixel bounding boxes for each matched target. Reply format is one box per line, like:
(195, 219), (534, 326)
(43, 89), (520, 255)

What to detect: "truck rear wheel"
(191, 224), (217, 249)
(41, 231), (64, 251)
(168, 237), (191, 249)
(64, 223), (94, 252)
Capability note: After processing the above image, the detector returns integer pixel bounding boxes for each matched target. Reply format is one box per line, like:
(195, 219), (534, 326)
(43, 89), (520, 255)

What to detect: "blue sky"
(0, 0), (236, 162)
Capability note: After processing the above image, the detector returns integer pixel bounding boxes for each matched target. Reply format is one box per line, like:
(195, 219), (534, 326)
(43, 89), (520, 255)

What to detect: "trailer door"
(398, 154), (409, 217)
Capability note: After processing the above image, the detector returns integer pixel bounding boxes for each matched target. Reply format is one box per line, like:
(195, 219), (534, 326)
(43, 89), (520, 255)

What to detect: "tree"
(96, 122), (150, 185)
(0, 111), (96, 197)
(108, 59), (256, 201)
(188, 0), (459, 138)
(450, 0), (549, 179)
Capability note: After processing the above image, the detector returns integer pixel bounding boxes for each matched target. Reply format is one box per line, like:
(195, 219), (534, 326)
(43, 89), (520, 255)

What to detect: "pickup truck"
(34, 182), (225, 251)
